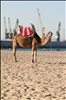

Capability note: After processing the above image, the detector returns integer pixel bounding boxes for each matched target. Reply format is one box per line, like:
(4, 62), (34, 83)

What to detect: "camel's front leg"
(32, 44), (37, 63)
(32, 50), (34, 63)
(34, 50), (37, 63)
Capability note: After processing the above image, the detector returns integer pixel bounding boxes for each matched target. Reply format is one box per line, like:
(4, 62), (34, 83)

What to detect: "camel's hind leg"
(32, 46), (37, 63)
(12, 38), (18, 62)
(32, 50), (34, 63)
(13, 45), (17, 62)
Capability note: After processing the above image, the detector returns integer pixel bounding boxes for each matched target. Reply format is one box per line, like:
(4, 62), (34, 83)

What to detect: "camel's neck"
(34, 32), (51, 46)
(40, 36), (51, 46)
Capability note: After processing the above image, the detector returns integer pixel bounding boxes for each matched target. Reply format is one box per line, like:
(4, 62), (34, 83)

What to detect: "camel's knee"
(32, 52), (34, 57)
(13, 52), (15, 56)
(13, 47), (16, 54)
(13, 47), (16, 57)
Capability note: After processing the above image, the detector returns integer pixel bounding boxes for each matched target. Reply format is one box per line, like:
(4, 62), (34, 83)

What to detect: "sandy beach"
(1, 50), (66, 100)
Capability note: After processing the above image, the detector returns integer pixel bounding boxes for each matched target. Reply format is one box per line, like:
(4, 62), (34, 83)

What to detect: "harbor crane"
(8, 17), (13, 39)
(4, 17), (8, 39)
(56, 22), (61, 42)
(37, 9), (45, 38)
(8, 17), (12, 33)
(13, 19), (19, 36)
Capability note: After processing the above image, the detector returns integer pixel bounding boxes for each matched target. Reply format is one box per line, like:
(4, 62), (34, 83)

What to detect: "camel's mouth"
(50, 32), (53, 37)
(47, 31), (53, 37)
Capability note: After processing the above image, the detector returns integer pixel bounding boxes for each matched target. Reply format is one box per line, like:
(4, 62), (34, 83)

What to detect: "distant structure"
(37, 9), (45, 38)
(4, 17), (8, 39)
(55, 22), (61, 42)
(4, 17), (13, 39)
(13, 19), (19, 37)
(63, 29), (65, 41)
(4, 17), (19, 39)
(8, 17), (13, 39)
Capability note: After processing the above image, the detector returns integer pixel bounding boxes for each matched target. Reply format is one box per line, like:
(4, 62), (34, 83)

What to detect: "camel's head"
(47, 31), (53, 37)
(44, 31), (53, 43)
(30, 23), (36, 33)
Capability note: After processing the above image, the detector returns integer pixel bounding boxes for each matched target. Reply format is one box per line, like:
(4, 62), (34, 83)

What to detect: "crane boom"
(4, 17), (7, 34)
(15, 19), (19, 33)
(8, 17), (14, 39)
(37, 9), (43, 29)
(37, 9), (45, 38)
(13, 19), (19, 36)
(4, 17), (9, 39)
(56, 22), (61, 42)
(8, 17), (12, 33)
(58, 22), (61, 33)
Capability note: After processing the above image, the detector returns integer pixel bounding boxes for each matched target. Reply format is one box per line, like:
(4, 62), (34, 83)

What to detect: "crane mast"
(8, 17), (12, 33)
(37, 9), (45, 38)
(13, 19), (19, 36)
(4, 17), (8, 38)
(8, 17), (14, 39)
(8, 17), (13, 39)
(56, 22), (61, 42)
(58, 22), (61, 33)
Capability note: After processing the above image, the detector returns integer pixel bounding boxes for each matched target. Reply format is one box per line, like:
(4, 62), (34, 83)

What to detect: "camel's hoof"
(15, 60), (18, 62)
(32, 60), (34, 63)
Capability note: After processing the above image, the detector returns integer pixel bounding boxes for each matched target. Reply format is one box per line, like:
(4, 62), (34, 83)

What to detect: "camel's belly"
(17, 37), (32, 48)
(22, 43), (32, 48)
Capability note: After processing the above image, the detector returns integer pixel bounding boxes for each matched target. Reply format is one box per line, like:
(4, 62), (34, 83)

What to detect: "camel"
(12, 23), (53, 63)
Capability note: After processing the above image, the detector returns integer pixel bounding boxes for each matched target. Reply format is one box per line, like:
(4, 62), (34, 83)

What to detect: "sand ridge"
(1, 50), (66, 100)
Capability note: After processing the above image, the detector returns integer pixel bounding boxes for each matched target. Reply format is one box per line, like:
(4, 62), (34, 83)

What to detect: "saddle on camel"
(18, 23), (35, 37)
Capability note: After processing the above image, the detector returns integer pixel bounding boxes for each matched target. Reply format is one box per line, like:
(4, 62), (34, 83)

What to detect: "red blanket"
(19, 26), (33, 36)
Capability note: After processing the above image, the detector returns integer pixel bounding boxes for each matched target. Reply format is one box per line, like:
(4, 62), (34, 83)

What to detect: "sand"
(1, 50), (66, 100)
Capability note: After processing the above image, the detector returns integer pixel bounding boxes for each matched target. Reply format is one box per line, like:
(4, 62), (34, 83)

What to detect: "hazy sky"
(1, 1), (66, 41)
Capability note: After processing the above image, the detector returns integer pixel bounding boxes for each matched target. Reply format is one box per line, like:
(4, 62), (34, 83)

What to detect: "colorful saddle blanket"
(19, 26), (33, 36)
